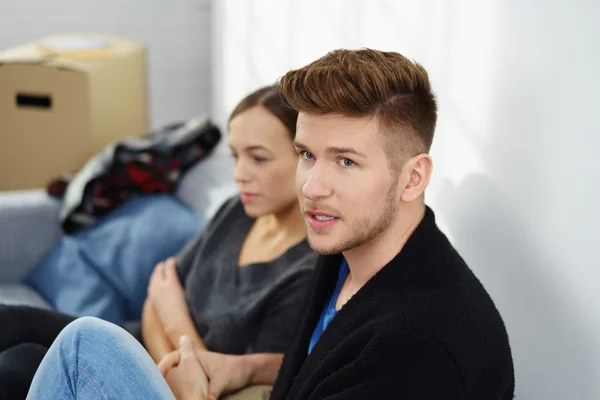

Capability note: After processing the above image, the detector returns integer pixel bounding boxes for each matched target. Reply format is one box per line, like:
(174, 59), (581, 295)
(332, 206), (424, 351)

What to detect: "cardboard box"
(0, 33), (149, 191)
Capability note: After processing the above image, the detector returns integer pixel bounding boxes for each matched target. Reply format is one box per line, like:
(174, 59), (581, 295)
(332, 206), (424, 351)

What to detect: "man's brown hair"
(278, 48), (437, 172)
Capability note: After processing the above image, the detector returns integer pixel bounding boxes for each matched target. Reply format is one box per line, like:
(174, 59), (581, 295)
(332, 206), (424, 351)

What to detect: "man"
(200, 48), (513, 399)
(268, 48), (513, 399)
(27, 48), (514, 400)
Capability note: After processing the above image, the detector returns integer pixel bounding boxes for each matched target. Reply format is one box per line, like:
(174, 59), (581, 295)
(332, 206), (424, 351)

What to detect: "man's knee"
(60, 316), (124, 344)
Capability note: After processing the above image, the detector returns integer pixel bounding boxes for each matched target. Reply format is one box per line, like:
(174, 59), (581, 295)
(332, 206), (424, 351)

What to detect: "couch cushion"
(0, 284), (51, 309)
(0, 190), (61, 283)
(26, 194), (202, 324)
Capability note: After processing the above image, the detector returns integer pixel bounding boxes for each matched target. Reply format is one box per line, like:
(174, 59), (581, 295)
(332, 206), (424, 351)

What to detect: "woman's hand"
(158, 349), (181, 376)
(161, 336), (209, 400)
(160, 350), (253, 400)
(148, 258), (189, 329)
(196, 351), (255, 400)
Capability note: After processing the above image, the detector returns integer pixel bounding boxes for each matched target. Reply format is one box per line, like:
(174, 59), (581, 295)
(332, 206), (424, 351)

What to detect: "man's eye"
(340, 158), (355, 168)
(300, 151), (315, 160)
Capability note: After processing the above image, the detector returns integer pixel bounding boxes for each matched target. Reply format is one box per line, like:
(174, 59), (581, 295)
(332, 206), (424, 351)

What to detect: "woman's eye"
(253, 156), (267, 163)
(230, 153), (238, 160)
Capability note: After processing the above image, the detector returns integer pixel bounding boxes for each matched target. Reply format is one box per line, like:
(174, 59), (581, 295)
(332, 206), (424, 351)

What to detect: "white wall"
(211, 0), (600, 398)
(0, 0), (212, 129)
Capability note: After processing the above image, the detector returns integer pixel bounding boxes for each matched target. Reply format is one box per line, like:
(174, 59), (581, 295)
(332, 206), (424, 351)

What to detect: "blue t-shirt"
(308, 259), (350, 354)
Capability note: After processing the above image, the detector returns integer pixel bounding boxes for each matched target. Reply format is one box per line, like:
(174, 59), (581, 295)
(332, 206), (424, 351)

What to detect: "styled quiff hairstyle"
(278, 48), (437, 172)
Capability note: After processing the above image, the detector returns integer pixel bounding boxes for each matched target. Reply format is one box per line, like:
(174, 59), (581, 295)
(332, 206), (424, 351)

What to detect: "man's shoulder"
(396, 223), (509, 345)
(395, 222), (514, 392)
(393, 209), (495, 316)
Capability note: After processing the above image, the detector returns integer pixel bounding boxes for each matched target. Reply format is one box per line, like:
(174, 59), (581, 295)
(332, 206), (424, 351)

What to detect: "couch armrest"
(0, 189), (62, 283)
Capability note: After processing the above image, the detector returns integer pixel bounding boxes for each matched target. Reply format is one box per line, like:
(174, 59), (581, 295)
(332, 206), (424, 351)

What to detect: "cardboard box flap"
(0, 34), (144, 71)
(0, 44), (51, 64)
(0, 44), (98, 72)
(39, 34), (144, 59)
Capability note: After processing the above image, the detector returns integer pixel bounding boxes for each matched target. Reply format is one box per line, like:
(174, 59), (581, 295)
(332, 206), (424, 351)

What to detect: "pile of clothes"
(48, 115), (221, 233)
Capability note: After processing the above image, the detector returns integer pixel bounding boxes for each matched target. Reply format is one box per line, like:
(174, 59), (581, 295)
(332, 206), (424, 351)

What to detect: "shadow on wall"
(436, 175), (597, 400)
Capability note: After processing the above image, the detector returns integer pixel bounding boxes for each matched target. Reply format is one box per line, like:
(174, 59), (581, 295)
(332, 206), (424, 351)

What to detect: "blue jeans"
(27, 317), (175, 399)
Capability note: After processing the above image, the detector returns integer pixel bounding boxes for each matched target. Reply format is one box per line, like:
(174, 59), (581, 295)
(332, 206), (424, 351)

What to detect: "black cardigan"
(271, 207), (514, 400)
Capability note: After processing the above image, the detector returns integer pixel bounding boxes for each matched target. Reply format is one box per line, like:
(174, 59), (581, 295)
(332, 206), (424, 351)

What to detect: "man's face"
(294, 113), (401, 255)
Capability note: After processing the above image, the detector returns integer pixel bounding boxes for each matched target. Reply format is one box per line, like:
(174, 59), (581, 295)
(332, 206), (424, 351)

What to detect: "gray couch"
(0, 144), (236, 309)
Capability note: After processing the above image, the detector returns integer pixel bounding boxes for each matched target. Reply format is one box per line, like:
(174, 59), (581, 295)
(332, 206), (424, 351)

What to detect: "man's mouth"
(314, 215), (335, 221)
(305, 210), (340, 230)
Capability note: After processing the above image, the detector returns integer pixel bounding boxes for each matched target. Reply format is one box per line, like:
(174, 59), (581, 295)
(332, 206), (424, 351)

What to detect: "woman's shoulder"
(297, 240), (318, 262)
(208, 195), (246, 223)
(283, 239), (319, 274)
(194, 195), (248, 242)
(216, 195), (243, 214)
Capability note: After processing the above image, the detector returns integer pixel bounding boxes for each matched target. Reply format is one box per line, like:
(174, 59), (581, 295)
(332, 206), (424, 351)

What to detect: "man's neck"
(342, 203), (426, 290)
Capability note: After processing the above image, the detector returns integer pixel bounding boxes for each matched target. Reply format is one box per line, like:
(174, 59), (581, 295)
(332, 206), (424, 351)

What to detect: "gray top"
(176, 197), (317, 355)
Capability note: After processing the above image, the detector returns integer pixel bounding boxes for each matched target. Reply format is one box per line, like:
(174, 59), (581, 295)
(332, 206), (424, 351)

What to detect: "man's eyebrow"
(293, 140), (308, 150)
(325, 146), (367, 158)
(293, 141), (367, 158)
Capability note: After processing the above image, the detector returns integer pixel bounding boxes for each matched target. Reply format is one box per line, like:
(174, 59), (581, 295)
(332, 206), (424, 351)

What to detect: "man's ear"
(399, 154), (433, 202)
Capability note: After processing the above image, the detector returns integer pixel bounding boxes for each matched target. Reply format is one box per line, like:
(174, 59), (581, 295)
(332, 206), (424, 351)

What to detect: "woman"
(0, 85), (317, 399)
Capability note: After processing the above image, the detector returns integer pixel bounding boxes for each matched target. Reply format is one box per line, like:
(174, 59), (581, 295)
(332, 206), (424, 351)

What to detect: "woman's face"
(228, 105), (298, 217)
